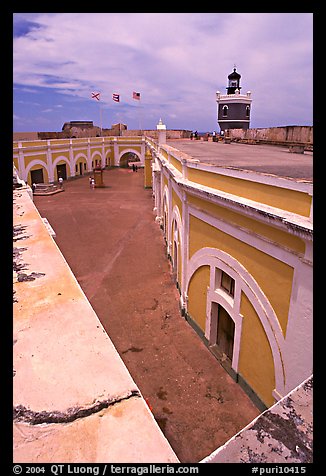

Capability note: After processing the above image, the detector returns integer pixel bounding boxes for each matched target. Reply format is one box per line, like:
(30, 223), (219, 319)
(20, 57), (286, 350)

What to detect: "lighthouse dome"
(228, 67), (241, 80)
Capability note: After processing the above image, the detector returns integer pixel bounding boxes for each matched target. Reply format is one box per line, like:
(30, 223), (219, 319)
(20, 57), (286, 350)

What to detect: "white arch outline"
(162, 185), (170, 247)
(185, 247), (286, 399)
(73, 152), (88, 165)
(24, 159), (50, 183)
(118, 148), (143, 165)
(52, 155), (74, 177)
(171, 204), (183, 283)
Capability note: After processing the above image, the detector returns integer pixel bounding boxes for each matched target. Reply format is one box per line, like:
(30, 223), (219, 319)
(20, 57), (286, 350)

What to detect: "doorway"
(172, 239), (178, 286)
(210, 303), (235, 363)
(56, 163), (67, 180)
(30, 168), (44, 184)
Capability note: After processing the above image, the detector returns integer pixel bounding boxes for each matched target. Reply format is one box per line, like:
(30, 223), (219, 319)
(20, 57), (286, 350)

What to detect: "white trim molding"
(185, 247), (287, 399)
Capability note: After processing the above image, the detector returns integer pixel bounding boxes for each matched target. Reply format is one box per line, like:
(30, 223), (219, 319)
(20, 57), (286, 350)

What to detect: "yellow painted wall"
(13, 157), (19, 169)
(52, 151), (70, 162)
(188, 195), (305, 255)
(170, 155), (182, 173)
(71, 139), (88, 144)
(118, 145), (141, 154)
(90, 147), (102, 155)
(144, 156), (152, 188)
(187, 265), (210, 332)
(172, 189), (183, 220)
(187, 168), (312, 217)
(161, 150), (169, 161)
(22, 153), (47, 166)
(19, 141), (43, 148)
(238, 292), (276, 407)
(189, 215), (294, 337)
(49, 139), (70, 145)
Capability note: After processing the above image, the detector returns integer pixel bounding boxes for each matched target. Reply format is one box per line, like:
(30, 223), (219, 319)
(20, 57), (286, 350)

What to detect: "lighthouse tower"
(216, 67), (252, 132)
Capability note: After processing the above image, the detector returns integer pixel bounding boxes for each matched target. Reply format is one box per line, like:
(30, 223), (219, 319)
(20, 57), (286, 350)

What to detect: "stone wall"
(122, 129), (191, 139)
(227, 126), (313, 146)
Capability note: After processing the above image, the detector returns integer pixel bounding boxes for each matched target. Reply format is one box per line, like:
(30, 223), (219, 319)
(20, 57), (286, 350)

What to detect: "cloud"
(13, 13), (313, 131)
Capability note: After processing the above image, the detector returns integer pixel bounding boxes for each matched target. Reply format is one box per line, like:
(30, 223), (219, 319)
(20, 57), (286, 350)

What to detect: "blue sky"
(13, 13), (313, 133)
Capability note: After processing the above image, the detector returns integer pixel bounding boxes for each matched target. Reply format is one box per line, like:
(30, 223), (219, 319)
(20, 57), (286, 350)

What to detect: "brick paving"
(33, 168), (259, 463)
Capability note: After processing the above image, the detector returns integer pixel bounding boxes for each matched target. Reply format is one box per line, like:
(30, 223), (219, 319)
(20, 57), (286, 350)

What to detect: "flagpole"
(139, 98), (142, 134)
(100, 102), (103, 136)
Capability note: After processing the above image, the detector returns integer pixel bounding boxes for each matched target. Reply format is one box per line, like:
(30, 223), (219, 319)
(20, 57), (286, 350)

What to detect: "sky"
(13, 12), (313, 133)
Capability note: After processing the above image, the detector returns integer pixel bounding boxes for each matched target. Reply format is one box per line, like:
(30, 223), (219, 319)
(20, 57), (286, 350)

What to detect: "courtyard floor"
(33, 167), (259, 463)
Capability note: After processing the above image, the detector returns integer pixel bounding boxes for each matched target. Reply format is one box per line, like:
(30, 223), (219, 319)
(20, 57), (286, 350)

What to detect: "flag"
(112, 93), (120, 102)
(133, 91), (141, 100)
(91, 92), (100, 101)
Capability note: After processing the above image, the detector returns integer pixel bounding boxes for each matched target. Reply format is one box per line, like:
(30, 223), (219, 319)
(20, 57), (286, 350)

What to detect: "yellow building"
(13, 136), (145, 185)
(147, 134), (313, 410)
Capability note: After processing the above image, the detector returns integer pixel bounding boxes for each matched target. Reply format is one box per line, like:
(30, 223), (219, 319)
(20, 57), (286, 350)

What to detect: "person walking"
(58, 176), (63, 189)
(91, 178), (95, 189)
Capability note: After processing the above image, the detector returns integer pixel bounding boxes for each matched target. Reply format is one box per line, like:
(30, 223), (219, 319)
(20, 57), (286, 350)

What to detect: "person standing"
(58, 176), (63, 189)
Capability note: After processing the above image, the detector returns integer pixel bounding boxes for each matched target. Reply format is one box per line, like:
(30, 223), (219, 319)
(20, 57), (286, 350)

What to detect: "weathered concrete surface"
(202, 376), (313, 463)
(167, 139), (313, 181)
(13, 186), (179, 463)
(14, 398), (178, 463)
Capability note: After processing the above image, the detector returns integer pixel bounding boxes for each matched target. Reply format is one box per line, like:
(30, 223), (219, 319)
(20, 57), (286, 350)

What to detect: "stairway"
(33, 183), (63, 195)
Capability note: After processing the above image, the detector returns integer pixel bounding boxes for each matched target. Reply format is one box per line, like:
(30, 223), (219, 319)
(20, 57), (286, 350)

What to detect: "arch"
(73, 153), (88, 176)
(52, 155), (74, 179)
(118, 148), (142, 166)
(24, 160), (50, 185)
(171, 205), (183, 287)
(222, 105), (228, 117)
(73, 152), (88, 168)
(185, 247), (286, 399)
(91, 150), (103, 167)
(162, 185), (169, 239)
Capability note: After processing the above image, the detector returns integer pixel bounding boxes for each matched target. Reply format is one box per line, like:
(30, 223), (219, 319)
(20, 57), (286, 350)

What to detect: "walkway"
(167, 139), (313, 181)
(33, 168), (259, 463)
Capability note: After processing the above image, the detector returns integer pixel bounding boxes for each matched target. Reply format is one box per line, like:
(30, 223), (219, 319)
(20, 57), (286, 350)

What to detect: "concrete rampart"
(13, 185), (179, 463)
(226, 126), (313, 149)
(122, 129), (192, 139)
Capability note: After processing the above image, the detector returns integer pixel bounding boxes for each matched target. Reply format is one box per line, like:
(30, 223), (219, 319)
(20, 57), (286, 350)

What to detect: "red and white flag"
(112, 93), (120, 102)
(133, 91), (141, 100)
(91, 92), (100, 101)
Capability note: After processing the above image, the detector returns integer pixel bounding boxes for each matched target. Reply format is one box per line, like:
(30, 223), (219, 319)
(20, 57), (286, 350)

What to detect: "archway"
(25, 160), (50, 185)
(210, 303), (235, 363)
(52, 156), (73, 181)
(119, 152), (140, 168)
(185, 247), (285, 403)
